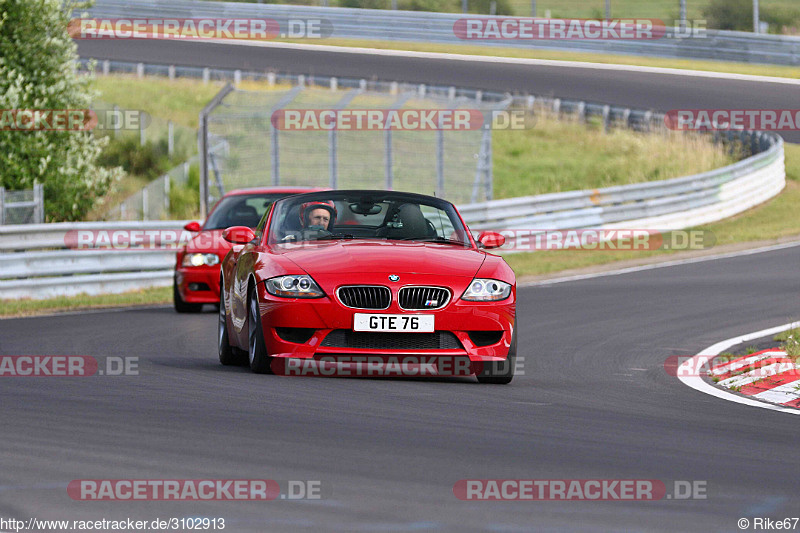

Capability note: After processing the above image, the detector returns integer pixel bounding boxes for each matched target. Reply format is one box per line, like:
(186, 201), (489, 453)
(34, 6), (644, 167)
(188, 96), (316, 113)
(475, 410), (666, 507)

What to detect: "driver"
(298, 200), (337, 235)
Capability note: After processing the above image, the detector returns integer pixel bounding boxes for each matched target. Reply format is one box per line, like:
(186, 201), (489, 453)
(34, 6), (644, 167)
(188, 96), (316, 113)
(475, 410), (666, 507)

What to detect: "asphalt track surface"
(77, 39), (800, 142)
(0, 40), (796, 531)
(1, 245), (799, 532)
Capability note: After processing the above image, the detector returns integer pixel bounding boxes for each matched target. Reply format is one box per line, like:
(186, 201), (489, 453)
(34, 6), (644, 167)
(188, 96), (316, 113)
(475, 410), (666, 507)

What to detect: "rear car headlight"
(182, 253), (220, 267)
(461, 278), (511, 302)
(265, 275), (325, 298)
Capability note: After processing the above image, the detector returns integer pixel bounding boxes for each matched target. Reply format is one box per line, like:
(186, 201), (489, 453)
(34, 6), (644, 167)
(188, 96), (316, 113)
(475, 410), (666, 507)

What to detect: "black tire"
(248, 285), (273, 374)
(218, 284), (245, 366)
(476, 323), (517, 385)
(173, 277), (202, 313)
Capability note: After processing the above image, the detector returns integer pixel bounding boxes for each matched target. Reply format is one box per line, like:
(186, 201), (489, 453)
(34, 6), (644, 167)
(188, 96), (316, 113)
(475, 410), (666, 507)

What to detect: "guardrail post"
(602, 105), (611, 132)
(577, 101), (586, 123)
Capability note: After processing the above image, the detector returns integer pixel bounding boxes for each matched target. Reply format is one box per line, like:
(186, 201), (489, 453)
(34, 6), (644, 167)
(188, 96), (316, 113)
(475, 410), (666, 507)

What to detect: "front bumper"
(255, 279), (516, 363)
(175, 266), (221, 304)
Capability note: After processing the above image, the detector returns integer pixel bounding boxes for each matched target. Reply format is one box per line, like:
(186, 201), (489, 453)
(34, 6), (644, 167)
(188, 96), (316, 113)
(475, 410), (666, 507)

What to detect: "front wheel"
(476, 323), (516, 385)
(248, 285), (273, 374)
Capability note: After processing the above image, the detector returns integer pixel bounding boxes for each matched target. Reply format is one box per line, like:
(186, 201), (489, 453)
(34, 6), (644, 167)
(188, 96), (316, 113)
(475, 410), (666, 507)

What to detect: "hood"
(184, 229), (233, 254)
(272, 240), (485, 278)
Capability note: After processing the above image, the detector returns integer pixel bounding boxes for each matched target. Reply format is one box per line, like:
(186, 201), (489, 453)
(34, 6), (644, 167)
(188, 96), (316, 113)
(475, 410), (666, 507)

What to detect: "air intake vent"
(321, 330), (463, 350)
(398, 287), (450, 310)
(337, 286), (391, 310)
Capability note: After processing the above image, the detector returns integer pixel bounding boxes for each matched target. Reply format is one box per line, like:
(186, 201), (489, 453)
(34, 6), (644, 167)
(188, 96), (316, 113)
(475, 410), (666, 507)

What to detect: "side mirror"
(184, 221), (202, 232)
(222, 226), (256, 245)
(478, 231), (505, 250)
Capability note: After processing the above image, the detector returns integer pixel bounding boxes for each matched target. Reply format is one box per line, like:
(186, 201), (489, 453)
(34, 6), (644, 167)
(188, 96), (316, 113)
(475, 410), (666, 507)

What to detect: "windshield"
(267, 191), (472, 247)
(204, 193), (288, 230)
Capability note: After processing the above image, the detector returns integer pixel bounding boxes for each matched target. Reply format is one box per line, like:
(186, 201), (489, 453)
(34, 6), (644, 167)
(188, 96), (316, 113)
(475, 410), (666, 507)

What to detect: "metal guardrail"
(0, 126), (785, 299)
(82, 0), (800, 66)
(0, 221), (187, 300)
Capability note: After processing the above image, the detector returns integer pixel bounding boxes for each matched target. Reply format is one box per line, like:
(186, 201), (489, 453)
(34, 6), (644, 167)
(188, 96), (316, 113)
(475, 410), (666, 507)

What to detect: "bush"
(703, 0), (800, 33)
(168, 164), (200, 219)
(97, 135), (175, 181)
(0, 0), (122, 221)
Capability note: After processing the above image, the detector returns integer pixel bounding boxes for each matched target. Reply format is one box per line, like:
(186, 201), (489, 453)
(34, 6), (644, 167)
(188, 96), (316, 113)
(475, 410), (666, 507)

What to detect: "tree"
(0, 0), (120, 221)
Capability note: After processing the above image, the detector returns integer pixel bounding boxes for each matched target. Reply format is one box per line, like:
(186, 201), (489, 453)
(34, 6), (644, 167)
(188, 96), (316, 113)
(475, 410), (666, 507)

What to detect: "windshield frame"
(265, 190), (476, 249)
(202, 193), (290, 231)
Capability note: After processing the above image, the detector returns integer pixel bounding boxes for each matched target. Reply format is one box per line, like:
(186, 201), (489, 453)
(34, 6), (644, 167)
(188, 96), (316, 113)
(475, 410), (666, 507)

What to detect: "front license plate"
(353, 313), (435, 333)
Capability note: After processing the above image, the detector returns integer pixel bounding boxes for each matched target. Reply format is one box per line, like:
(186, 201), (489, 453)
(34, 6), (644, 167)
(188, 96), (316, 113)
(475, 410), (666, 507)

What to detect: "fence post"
(385, 128), (393, 190)
(113, 105), (120, 137)
(168, 120), (174, 156)
(164, 175), (171, 216)
(137, 62), (144, 79)
(33, 183), (44, 223)
(139, 114), (146, 146)
(202, 68), (210, 84)
(329, 129), (338, 188)
(142, 187), (149, 221)
(198, 83), (235, 219)
(0, 187), (4, 225)
(436, 129), (444, 198)
(271, 127), (280, 186)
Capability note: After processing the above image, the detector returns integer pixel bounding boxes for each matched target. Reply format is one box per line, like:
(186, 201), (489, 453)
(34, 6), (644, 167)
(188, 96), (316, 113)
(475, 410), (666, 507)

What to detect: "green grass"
(0, 287), (172, 319)
(493, 114), (734, 197)
(775, 327), (800, 359)
(504, 143), (800, 277)
(277, 36), (800, 80)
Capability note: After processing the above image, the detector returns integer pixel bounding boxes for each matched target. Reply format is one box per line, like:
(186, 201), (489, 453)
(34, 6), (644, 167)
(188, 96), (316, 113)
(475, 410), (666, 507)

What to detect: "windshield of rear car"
(267, 191), (472, 246)
(204, 194), (287, 230)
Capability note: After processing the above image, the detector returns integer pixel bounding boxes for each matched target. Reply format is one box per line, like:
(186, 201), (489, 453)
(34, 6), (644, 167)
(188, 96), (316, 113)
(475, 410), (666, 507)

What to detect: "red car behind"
(173, 187), (319, 312)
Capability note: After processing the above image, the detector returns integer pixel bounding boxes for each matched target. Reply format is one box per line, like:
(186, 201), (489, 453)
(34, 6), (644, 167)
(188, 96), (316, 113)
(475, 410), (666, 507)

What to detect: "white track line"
(678, 321), (800, 415)
(194, 39), (800, 85)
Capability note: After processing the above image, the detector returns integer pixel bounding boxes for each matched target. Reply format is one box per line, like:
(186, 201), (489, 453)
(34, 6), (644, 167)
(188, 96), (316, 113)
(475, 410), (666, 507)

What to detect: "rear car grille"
(398, 287), (450, 310)
(321, 330), (463, 350)
(337, 286), (391, 310)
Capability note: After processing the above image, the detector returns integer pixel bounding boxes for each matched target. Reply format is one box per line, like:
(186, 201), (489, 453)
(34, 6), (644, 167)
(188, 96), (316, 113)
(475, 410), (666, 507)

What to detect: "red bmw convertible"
(218, 190), (517, 384)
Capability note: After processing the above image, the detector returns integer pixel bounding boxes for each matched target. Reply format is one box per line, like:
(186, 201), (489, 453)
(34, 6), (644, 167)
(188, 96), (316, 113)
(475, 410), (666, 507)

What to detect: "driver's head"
(299, 201), (337, 231)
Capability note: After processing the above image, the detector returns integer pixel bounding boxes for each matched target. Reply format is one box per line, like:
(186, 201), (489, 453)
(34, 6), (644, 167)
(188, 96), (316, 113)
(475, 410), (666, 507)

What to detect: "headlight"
(461, 278), (511, 301)
(265, 275), (325, 298)
(181, 253), (220, 267)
